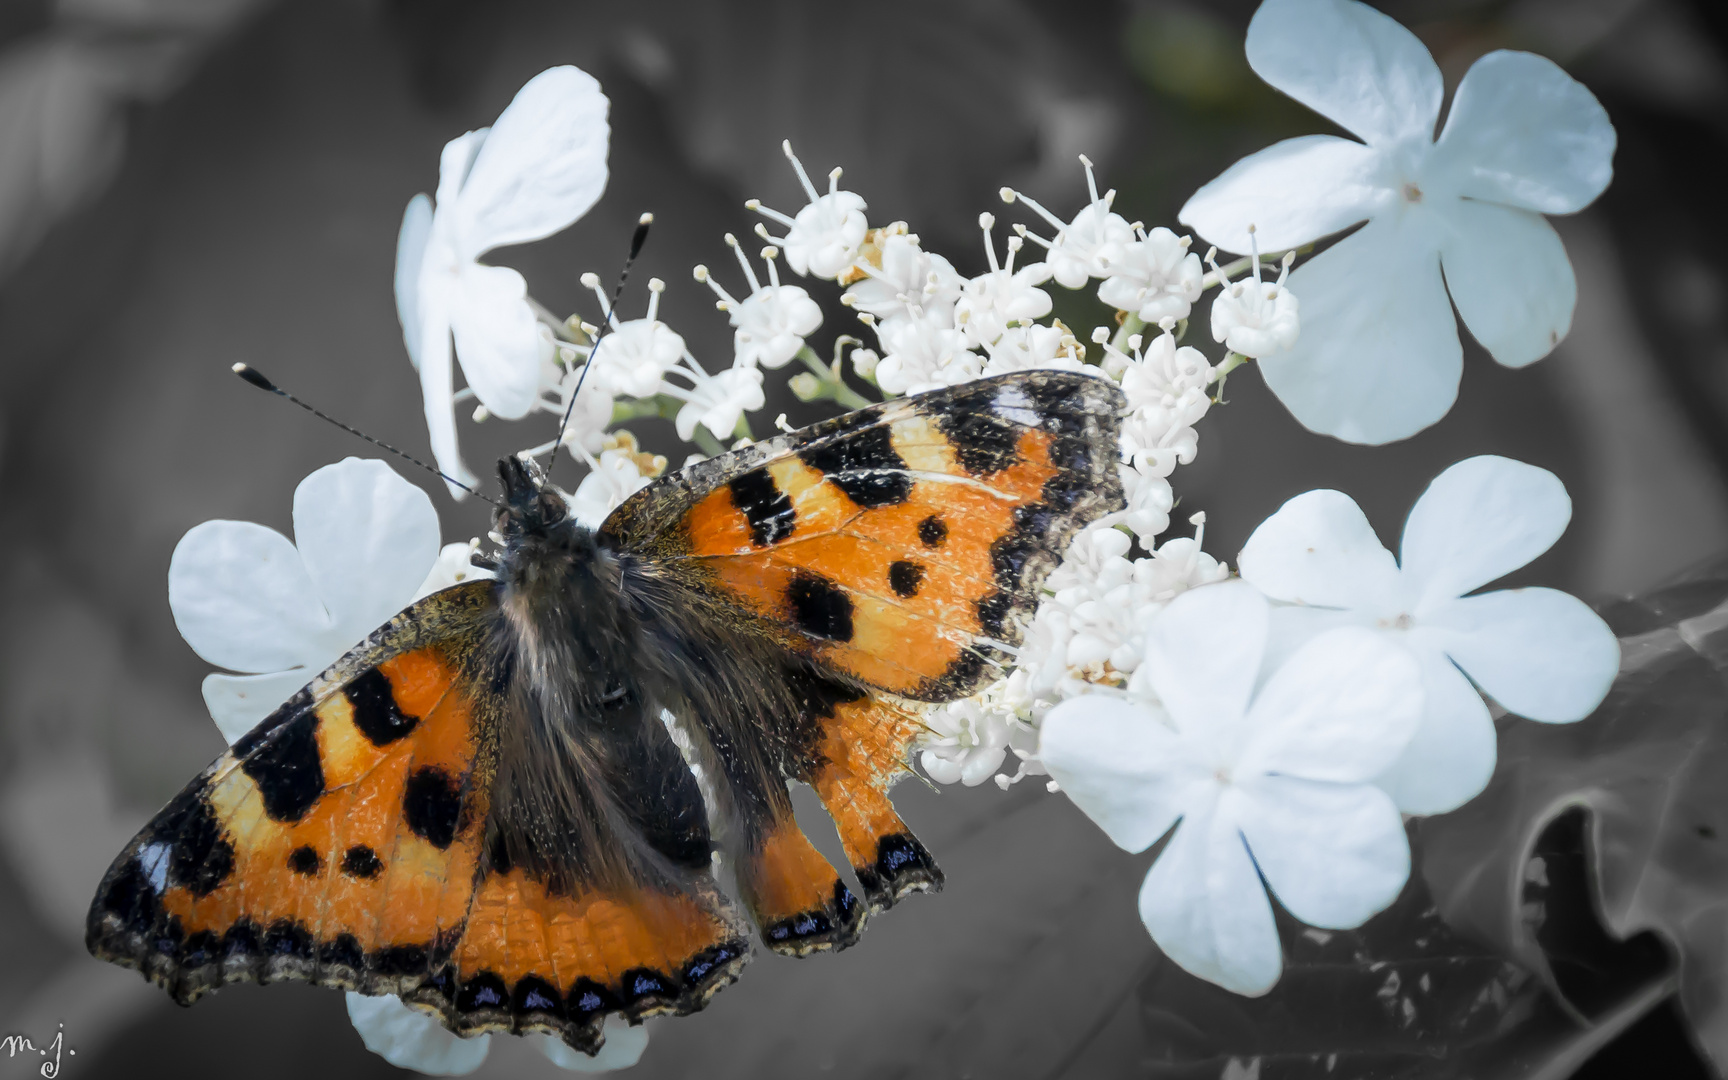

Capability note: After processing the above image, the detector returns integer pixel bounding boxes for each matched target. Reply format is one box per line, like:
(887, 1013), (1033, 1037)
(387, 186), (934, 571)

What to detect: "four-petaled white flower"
(695, 241), (822, 370)
(919, 700), (1013, 787)
(1179, 0), (1615, 444)
(346, 992), (647, 1076)
(395, 65), (610, 491)
(671, 363), (766, 442)
(871, 311), (980, 396)
(575, 275), (685, 399)
(1001, 156), (1134, 289)
(1209, 247), (1300, 358)
(570, 437), (660, 528)
(1096, 226), (1205, 325)
(748, 141), (869, 280)
(953, 214), (1053, 349)
(841, 230), (962, 323)
(1040, 581), (1423, 995)
(1237, 455), (1621, 814)
(169, 458), (456, 742)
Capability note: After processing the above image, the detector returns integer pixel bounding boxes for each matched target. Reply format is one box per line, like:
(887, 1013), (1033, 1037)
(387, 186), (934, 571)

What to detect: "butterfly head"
(494, 454), (576, 542)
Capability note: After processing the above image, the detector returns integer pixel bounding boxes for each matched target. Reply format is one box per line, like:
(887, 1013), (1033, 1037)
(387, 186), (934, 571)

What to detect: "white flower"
(1179, 0), (1614, 444)
(1040, 581), (1423, 995)
(575, 276), (685, 398)
(168, 459), (443, 742)
(694, 239), (822, 370)
(396, 66), (610, 491)
(981, 322), (1087, 377)
(1208, 246), (1300, 358)
(670, 364), (765, 442)
(570, 441), (657, 528)
(346, 992), (647, 1075)
(871, 311), (981, 396)
(1096, 226), (1205, 325)
(953, 213), (1053, 349)
(747, 140), (869, 280)
(1096, 329), (1214, 483)
(841, 230), (963, 323)
(1001, 155), (1135, 289)
(918, 700), (1012, 786)
(1237, 455), (1621, 814)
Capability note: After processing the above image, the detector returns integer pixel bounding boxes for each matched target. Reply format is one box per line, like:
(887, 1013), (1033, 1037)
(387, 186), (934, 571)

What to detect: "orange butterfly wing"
(87, 581), (747, 1054)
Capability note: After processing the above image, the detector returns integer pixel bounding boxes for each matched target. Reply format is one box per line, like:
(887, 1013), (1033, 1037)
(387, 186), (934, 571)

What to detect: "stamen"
(761, 246), (780, 288)
(782, 139), (821, 202)
(724, 233), (761, 293)
(692, 264), (739, 310)
(746, 198), (797, 229)
(979, 212), (999, 274)
(1005, 234), (1023, 274)
(1079, 154), (1101, 207)
(1248, 224), (1262, 285)
(828, 166), (843, 196)
(646, 277), (666, 323)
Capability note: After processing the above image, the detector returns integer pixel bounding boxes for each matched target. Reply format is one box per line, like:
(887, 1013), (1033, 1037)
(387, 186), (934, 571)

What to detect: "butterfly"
(86, 370), (1127, 1056)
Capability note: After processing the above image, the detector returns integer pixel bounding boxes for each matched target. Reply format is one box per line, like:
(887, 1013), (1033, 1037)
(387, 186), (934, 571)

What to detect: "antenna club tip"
(638, 212), (654, 225)
(232, 363), (277, 391)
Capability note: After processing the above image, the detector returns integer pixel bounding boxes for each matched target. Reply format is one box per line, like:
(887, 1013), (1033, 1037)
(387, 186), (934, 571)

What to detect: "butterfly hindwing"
(87, 580), (748, 1054)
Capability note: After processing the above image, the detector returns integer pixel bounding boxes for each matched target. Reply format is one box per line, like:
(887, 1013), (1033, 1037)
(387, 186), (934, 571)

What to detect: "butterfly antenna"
(547, 212), (653, 485)
(231, 363), (502, 507)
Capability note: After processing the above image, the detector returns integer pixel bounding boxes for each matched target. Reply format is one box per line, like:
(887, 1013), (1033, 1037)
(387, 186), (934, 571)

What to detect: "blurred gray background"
(2, 0), (1726, 1076)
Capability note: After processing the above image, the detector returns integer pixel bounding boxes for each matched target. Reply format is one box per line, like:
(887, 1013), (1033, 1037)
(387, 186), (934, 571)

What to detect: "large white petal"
(395, 194), (433, 368)
(1400, 455), (1570, 608)
(1237, 774), (1409, 928)
(1139, 796), (1283, 996)
(1040, 695), (1206, 853)
(535, 1017), (650, 1071)
(1142, 581), (1267, 743)
(452, 66), (609, 257)
(346, 993), (490, 1075)
(413, 299), (480, 497)
(202, 670), (312, 744)
(1240, 627), (1421, 782)
(1179, 134), (1390, 255)
(436, 128), (488, 213)
(1245, 0), (1442, 149)
(1258, 212), (1461, 444)
(1421, 588), (1619, 723)
(448, 261), (543, 420)
(292, 458), (440, 641)
(1428, 50), (1615, 215)
(168, 520), (331, 673)
(1372, 645), (1497, 814)
(1440, 200), (1575, 369)
(1238, 489), (1403, 612)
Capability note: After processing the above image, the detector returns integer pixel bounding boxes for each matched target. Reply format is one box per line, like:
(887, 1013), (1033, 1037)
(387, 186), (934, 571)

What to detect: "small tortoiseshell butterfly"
(86, 370), (1126, 1055)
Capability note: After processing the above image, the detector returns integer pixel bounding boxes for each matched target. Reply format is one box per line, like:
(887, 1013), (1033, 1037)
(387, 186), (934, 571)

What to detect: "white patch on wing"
(138, 842), (172, 893)
(991, 385), (1042, 428)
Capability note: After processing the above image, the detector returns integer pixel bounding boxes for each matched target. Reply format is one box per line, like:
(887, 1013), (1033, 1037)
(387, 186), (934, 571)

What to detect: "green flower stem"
(1110, 313), (1146, 353)
(795, 345), (873, 410)
(691, 428), (725, 457)
(1212, 352), (1250, 402)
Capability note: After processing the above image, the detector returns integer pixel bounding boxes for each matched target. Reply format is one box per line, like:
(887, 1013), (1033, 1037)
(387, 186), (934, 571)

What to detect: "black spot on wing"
(239, 712), (325, 822)
(800, 421), (911, 507)
(888, 560), (925, 598)
(513, 974), (566, 1019)
(568, 977), (620, 1023)
(159, 791), (235, 898)
(341, 845), (383, 878)
(918, 514), (948, 548)
(786, 571), (854, 642)
(728, 469), (796, 546)
(403, 767), (463, 849)
(680, 940), (746, 986)
(620, 967), (678, 1008)
(319, 933), (364, 973)
(344, 668), (420, 746)
(457, 971), (508, 1011)
(287, 846), (321, 876)
(937, 409), (1021, 477)
(264, 919), (314, 961)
